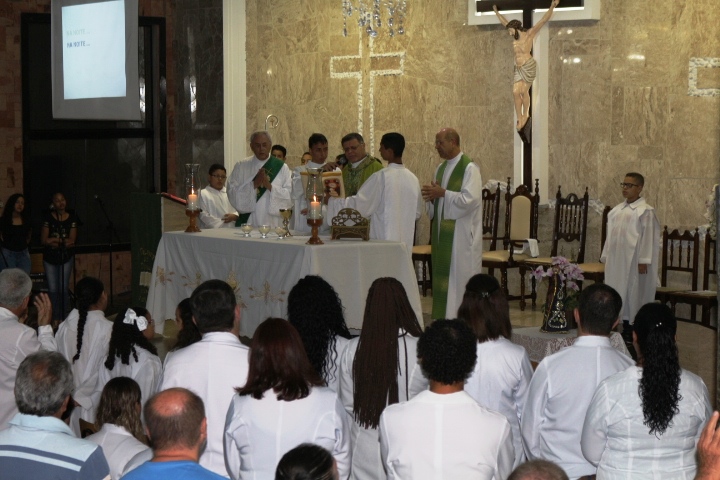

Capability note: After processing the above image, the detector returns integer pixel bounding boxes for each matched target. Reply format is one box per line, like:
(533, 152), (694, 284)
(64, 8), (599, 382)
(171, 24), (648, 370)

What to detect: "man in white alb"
(291, 133), (338, 233)
(227, 131), (292, 228)
(326, 132), (422, 255)
(198, 164), (238, 229)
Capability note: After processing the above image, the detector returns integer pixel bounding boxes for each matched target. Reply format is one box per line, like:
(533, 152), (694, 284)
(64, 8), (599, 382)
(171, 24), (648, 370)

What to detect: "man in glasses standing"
(601, 172), (660, 341)
(198, 164), (238, 229)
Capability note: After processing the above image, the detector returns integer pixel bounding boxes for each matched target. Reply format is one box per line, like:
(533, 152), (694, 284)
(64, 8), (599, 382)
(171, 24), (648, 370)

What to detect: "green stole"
(431, 154), (472, 320)
(235, 156), (285, 226)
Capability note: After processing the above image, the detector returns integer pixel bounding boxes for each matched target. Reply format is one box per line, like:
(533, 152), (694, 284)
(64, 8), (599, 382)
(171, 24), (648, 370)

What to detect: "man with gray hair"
(227, 130), (293, 228)
(508, 460), (569, 480)
(0, 268), (55, 429)
(0, 351), (110, 479)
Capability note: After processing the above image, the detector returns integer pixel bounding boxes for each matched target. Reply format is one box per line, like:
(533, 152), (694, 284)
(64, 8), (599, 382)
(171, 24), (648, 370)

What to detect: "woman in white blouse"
(224, 317), (351, 480)
(582, 303), (712, 479)
(457, 273), (533, 468)
(338, 277), (427, 480)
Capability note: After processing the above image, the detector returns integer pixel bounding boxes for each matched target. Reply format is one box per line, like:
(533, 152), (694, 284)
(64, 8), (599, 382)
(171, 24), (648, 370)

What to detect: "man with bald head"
(227, 130), (293, 228)
(421, 128), (483, 319)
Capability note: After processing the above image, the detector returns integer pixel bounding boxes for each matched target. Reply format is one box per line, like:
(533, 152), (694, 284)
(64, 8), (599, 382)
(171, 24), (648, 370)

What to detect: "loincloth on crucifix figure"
(513, 57), (537, 84)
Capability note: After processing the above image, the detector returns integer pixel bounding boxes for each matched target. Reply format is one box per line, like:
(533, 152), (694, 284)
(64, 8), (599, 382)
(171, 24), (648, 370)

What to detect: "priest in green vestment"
(421, 128), (483, 320)
(338, 132), (384, 196)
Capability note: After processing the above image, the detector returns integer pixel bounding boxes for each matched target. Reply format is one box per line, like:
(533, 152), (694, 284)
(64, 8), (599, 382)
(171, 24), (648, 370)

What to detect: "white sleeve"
(198, 190), (225, 229)
(337, 344), (355, 416)
(379, 413), (396, 480)
(223, 396), (244, 480)
(266, 165), (294, 217)
(514, 351), (534, 427)
(332, 398), (352, 480)
(580, 381), (610, 466)
(520, 361), (550, 460)
(637, 209), (659, 265)
(496, 421), (515, 480)
(442, 163), (482, 221)
(227, 162), (258, 214)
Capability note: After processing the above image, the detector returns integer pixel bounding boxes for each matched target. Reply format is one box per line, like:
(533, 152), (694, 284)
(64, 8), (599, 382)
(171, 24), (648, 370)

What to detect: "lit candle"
(188, 193), (198, 210)
(309, 200), (322, 219)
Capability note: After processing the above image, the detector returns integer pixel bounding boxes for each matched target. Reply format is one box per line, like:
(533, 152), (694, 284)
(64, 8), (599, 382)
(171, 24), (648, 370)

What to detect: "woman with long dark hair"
(582, 303), (711, 478)
(165, 298), (201, 365)
(0, 193), (32, 274)
(457, 273), (533, 468)
(56, 276), (113, 436)
(287, 275), (352, 392)
(337, 277), (427, 480)
(98, 307), (161, 410)
(224, 318), (350, 480)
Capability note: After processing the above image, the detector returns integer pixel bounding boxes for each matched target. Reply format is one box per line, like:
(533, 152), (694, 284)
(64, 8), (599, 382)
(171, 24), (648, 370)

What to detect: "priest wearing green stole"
(339, 132), (384, 196)
(228, 131), (293, 228)
(421, 128), (483, 320)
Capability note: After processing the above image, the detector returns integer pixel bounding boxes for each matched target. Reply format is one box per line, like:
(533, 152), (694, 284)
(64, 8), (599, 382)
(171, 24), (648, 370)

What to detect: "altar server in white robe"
(224, 318), (351, 480)
(380, 319), (513, 480)
(198, 164), (238, 228)
(292, 133), (338, 233)
(56, 276), (113, 437)
(458, 274), (533, 469)
(600, 172), (660, 335)
(521, 284), (634, 479)
(227, 130), (293, 228)
(422, 128), (483, 320)
(327, 132), (423, 256)
(160, 279), (250, 477)
(338, 278), (428, 480)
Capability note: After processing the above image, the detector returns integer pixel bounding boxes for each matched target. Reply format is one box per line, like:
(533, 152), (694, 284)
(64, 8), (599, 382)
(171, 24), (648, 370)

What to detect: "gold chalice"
(279, 208), (293, 238)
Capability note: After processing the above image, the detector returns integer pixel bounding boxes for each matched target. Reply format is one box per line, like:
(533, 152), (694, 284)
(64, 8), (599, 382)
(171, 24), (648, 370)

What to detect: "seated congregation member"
(0, 269), (55, 429)
(122, 388), (225, 480)
(275, 443), (340, 480)
(98, 307), (161, 411)
(0, 351), (110, 479)
(581, 303), (711, 479)
(159, 279), (250, 477)
(164, 297), (201, 366)
(287, 275), (352, 392)
(508, 460), (568, 480)
(338, 277), (427, 480)
(56, 276), (113, 437)
(458, 273), (533, 468)
(86, 377), (150, 480)
(224, 318), (351, 480)
(198, 164), (239, 229)
(379, 319), (513, 480)
(521, 283), (634, 479)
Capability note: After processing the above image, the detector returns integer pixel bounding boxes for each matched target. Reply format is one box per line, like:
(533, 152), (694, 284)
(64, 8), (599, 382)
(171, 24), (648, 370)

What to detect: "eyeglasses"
(620, 182), (639, 189)
(211, 175), (227, 180)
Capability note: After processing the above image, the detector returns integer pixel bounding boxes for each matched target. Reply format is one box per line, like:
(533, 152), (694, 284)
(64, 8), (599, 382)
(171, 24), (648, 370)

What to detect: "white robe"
(56, 309), (113, 436)
(426, 153), (483, 319)
(338, 333), (427, 480)
(159, 331), (250, 477)
(291, 161), (338, 233)
(198, 185), (238, 229)
(97, 348), (162, 411)
(326, 335), (351, 393)
(86, 423), (150, 480)
(327, 164), (423, 256)
(465, 337), (533, 469)
(379, 390), (514, 480)
(224, 387), (352, 480)
(227, 155), (293, 228)
(600, 197), (660, 323)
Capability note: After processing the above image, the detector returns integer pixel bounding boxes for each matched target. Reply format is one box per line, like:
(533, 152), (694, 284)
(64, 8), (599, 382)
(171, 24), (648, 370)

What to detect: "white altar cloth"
(146, 229), (422, 337)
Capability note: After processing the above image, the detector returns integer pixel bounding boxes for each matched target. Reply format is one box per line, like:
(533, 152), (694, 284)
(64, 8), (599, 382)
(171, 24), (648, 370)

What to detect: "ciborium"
(278, 208), (293, 238)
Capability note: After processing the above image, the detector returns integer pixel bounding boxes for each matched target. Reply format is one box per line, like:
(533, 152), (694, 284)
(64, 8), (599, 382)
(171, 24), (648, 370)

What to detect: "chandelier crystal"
(342, 0), (407, 37)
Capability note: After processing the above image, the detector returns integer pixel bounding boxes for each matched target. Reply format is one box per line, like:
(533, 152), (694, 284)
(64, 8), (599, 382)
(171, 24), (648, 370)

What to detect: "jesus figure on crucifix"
(493, 0), (559, 131)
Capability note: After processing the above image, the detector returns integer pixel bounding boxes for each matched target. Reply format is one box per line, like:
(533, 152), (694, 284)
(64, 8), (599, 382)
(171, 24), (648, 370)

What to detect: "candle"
(309, 200), (321, 219)
(188, 193), (198, 210)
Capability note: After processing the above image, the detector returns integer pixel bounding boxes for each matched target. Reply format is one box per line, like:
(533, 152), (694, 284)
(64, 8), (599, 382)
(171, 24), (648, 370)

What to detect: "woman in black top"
(0, 193), (32, 274)
(41, 192), (78, 321)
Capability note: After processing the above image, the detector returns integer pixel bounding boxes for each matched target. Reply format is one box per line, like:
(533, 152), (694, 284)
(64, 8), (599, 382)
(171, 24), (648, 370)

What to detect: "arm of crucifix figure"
(528, 0), (560, 37)
(492, 4), (510, 26)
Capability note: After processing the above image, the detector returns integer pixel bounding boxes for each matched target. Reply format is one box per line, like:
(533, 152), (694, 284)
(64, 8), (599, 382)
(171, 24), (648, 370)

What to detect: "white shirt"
(380, 390), (514, 480)
(327, 164), (423, 255)
(227, 155), (293, 228)
(338, 333), (427, 480)
(224, 387), (352, 480)
(521, 335), (635, 479)
(97, 348), (162, 411)
(160, 331), (250, 477)
(56, 309), (113, 434)
(465, 337), (533, 469)
(581, 366), (711, 480)
(291, 161), (338, 233)
(86, 423), (150, 480)
(0, 307), (56, 428)
(198, 185), (238, 229)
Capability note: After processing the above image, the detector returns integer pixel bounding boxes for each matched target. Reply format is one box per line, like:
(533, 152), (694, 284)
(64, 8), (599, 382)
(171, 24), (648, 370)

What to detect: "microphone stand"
(95, 197), (121, 307)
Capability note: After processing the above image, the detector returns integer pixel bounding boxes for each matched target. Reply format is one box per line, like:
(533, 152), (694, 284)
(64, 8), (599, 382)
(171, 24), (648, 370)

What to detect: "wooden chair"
(520, 186), (590, 309)
(576, 205), (612, 285)
(482, 178), (540, 299)
(666, 235), (717, 327)
(482, 183), (502, 250)
(412, 224), (432, 297)
(655, 227), (700, 310)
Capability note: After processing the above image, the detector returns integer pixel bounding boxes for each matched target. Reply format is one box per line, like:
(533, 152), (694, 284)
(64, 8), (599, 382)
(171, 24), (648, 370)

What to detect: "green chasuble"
(235, 155), (285, 226)
(342, 155), (384, 196)
(431, 154), (472, 320)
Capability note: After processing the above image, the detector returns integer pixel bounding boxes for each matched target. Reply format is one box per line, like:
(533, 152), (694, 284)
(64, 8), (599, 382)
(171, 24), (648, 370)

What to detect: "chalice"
(258, 224), (271, 239)
(240, 223), (253, 237)
(279, 208), (293, 238)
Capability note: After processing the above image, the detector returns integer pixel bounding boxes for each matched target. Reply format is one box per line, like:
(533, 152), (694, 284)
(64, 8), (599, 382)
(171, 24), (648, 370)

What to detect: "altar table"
(511, 326), (630, 365)
(146, 229), (422, 337)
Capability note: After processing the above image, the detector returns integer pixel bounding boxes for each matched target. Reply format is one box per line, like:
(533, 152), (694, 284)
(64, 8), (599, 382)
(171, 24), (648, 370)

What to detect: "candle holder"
(305, 168), (324, 245)
(185, 209), (201, 232)
(306, 218), (324, 245)
(185, 163), (202, 232)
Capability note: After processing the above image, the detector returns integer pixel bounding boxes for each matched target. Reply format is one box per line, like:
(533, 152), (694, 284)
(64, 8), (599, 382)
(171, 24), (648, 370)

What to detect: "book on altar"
(300, 170), (345, 198)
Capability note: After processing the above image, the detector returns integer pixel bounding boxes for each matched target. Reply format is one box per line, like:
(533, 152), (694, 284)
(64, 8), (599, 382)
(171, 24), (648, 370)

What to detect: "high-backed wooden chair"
(482, 183), (502, 251)
(520, 186), (590, 309)
(666, 235), (717, 327)
(655, 227), (700, 309)
(576, 205), (612, 285)
(482, 178), (540, 298)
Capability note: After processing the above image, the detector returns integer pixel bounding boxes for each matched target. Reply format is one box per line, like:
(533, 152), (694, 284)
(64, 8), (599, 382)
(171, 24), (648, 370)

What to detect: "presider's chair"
(655, 227), (700, 308)
(576, 205), (612, 285)
(520, 186), (589, 310)
(482, 178), (540, 299)
(667, 235), (717, 327)
(482, 183), (503, 278)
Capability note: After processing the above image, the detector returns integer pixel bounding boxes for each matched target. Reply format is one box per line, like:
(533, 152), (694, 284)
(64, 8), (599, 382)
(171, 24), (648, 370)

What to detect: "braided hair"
(72, 277), (105, 363)
(353, 278), (423, 429)
(105, 306), (158, 370)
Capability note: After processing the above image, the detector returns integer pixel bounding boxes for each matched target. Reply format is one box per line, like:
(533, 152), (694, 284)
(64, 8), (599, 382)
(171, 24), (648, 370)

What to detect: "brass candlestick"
(185, 208), (201, 232)
(279, 208), (293, 238)
(306, 218), (324, 245)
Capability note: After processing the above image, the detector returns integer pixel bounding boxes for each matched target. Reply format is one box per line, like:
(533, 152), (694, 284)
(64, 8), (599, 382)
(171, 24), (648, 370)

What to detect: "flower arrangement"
(531, 256), (584, 309)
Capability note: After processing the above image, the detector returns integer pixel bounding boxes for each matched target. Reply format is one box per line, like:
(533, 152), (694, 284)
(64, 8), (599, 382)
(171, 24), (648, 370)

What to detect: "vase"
(540, 271), (571, 334)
